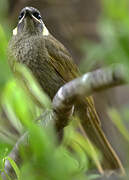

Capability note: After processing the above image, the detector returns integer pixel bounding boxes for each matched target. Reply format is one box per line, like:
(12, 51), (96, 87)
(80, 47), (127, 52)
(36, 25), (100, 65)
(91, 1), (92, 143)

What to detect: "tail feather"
(75, 98), (125, 175)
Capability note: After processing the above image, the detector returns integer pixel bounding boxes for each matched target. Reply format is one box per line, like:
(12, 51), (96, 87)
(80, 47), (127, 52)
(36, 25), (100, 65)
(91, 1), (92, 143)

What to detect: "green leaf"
(14, 63), (51, 109)
(4, 157), (20, 180)
(108, 109), (129, 142)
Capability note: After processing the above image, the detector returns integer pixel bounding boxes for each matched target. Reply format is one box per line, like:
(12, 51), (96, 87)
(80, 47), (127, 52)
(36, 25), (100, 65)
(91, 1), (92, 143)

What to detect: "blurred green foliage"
(80, 0), (129, 177)
(0, 0), (129, 179)
(80, 0), (129, 73)
(0, 25), (11, 89)
(0, 0), (8, 22)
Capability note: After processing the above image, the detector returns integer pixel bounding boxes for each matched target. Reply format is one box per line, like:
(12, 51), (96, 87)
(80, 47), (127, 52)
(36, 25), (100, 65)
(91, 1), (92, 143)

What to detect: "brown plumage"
(8, 7), (124, 175)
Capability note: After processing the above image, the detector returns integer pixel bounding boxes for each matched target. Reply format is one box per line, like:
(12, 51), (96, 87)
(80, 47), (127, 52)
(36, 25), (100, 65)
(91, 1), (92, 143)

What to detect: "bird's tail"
(75, 97), (125, 175)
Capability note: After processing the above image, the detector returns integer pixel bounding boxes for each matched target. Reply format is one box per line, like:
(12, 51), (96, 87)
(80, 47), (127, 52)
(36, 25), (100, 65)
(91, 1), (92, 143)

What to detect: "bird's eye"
(33, 12), (42, 20)
(18, 12), (24, 20)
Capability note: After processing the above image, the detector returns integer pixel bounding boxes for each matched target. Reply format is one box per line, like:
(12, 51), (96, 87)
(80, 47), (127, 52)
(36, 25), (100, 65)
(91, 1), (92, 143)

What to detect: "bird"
(8, 6), (124, 175)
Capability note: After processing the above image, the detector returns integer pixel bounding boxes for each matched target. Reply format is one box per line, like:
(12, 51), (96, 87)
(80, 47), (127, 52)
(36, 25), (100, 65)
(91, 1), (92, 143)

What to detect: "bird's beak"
(19, 8), (41, 24)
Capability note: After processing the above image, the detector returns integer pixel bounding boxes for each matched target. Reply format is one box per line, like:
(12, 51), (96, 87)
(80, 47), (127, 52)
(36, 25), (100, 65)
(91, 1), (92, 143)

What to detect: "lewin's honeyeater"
(8, 7), (124, 174)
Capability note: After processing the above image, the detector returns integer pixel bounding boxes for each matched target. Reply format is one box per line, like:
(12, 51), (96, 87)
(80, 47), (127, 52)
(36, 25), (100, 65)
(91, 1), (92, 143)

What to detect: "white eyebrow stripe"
(19, 14), (25, 24)
(31, 14), (41, 23)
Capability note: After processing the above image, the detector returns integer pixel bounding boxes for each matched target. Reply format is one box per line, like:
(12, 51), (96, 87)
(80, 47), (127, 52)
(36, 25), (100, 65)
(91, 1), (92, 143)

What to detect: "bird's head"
(13, 7), (49, 36)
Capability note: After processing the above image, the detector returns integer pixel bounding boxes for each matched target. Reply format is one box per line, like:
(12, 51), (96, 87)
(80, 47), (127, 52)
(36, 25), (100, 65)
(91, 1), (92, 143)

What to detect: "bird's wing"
(44, 34), (101, 126)
(44, 34), (79, 82)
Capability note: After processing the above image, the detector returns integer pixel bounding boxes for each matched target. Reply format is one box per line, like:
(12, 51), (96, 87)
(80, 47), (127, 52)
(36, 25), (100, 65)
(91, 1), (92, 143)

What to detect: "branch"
(53, 64), (126, 113)
(1, 132), (28, 180)
(1, 64), (127, 179)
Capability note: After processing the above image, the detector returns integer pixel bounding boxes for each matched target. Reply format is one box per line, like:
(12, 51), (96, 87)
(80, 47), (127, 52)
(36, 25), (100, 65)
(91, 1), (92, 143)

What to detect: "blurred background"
(1, 0), (129, 179)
